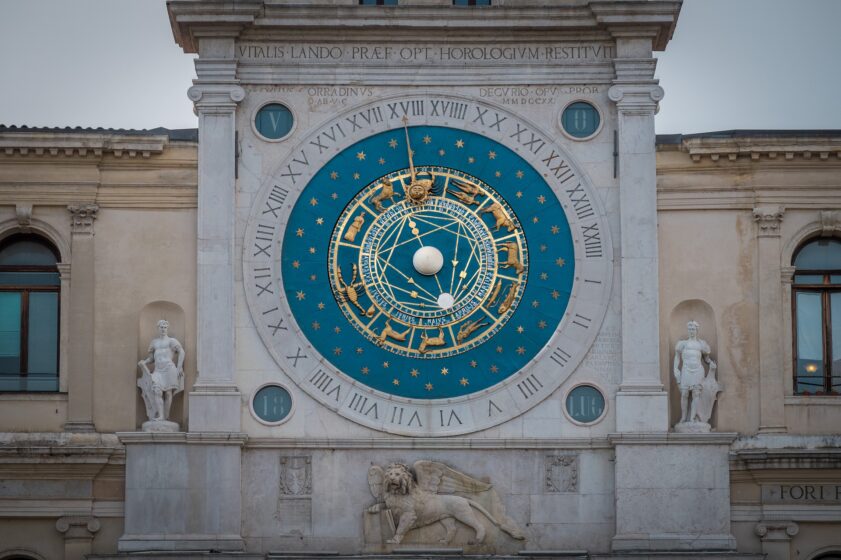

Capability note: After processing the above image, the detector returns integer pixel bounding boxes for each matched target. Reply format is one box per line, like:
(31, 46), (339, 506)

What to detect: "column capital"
(188, 83), (245, 112)
(754, 520), (798, 541)
(56, 515), (101, 539)
(753, 205), (785, 237)
(781, 265), (796, 284)
(608, 83), (664, 115)
(67, 204), (99, 235)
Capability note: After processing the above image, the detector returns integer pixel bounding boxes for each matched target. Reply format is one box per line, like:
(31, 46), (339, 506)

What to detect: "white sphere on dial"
(413, 246), (444, 276)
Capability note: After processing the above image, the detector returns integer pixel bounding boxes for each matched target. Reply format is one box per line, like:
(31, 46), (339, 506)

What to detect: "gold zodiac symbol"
(335, 263), (375, 317)
(418, 327), (446, 354)
(343, 214), (365, 242)
(377, 320), (411, 345)
(402, 115), (436, 205)
(370, 178), (399, 212)
(497, 241), (524, 274)
(487, 279), (503, 307)
(447, 179), (483, 206)
(482, 203), (516, 233)
(498, 282), (519, 314)
(456, 319), (489, 343)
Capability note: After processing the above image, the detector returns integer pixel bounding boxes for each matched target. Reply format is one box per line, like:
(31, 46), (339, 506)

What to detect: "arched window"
(0, 234), (60, 392)
(793, 238), (841, 395)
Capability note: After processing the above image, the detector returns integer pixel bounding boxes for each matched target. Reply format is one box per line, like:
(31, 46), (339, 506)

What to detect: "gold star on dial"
(540, 244), (548, 252)
(296, 290), (306, 301)
(292, 260), (300, 269)
(388, 138), (398, 148)
(551, 225), (560, 234)
(356, 151), (366, 161)
(551, 290), (560, 300)
(378, 157), (386, 165)
(556, 257), (566, 267)
(468, 156), (475, 163)
(330, 171), (339, 180)
(455, 139), (465, 148)
(383, 361), (390, 369)
(331, 192), (338, 200)
(490, 365), (499, 373)
(333, 347), (342, 355)
(516, 346), (526, 355)
(356, 347), (364, 354)
(470, 360), (478, 368)
(410, 368), (419, 377)
(334, 326), (341, 334)
(532, 216), (539, 224)
(353, 172), (360, 180)
(316, 217), (324, 225)
(516, 191), (523, 198)
(423, 135), (432, 144)
(460, 377), (469, 386)
(309, 274), (317, 281)
(540, 272), (549, 280)
(496, 346), (503, 353)
(439, 149), (446, 156)
(538, 195), (546, 204)
(516, 170), (524, 179)
(538, 320), (547, 329)
(361, 366), (369, 375)
(392, 378), (400, 386)
(310, 197), (318, 206)
(317, 302), (325, 310)
(495, 171), (502, 178)
(296, 228), (304, 237)
(311, 321), (320, 330)
(440, 367), (448, 375)
(516, 325), (524, 334)
(425, 383), (434, 391)
(309, 247), (316, 254)
(488, 150), (497, 159)
(532, 300), (540, 308)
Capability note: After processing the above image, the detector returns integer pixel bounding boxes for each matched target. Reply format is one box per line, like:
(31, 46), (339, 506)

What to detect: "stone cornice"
(244, 437), (614, 450)
(168, 1), (681, 53)
(0, 132), (170, 159)
(669, 134), (841, 163)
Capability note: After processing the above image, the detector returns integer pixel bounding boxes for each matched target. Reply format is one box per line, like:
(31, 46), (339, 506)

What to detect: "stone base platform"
(89, 552), (764, 560)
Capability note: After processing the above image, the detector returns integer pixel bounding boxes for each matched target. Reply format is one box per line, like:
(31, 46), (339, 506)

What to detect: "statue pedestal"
(141, 420), (180, 433)
(610, 433), (738, 552)
(117, 431), (246, 553)
(674, 421), (712, 434)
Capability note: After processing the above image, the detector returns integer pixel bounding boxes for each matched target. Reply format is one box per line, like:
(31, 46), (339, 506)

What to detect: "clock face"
(244, 95), (612, 435)
(282, 126), (573, 399)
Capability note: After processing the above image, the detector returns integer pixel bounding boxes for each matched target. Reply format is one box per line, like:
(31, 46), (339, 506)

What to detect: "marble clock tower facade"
(119, 0), (735, 556)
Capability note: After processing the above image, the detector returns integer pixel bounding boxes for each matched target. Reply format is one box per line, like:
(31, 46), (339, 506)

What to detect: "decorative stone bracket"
(753, 205), (785, 237)
(68, 204), (99, 235)
(56, 516), (101, 560)
(754, 520), (798, 541)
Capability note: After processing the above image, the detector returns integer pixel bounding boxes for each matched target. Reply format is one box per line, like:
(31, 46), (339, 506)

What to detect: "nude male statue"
(138, 319), (185, 421)
(673, 320), (714, 424)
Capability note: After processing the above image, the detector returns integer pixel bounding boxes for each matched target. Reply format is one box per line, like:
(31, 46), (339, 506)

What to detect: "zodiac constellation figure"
(335, 263), (375, 317)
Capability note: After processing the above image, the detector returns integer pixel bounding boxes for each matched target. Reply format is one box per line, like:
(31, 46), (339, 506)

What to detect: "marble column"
(64, 204), (98, 432)
(755, 521), (797, 560)
(608, 40), (669, 433)
(56, 516), (100, 560)
(186, 40), (246, 433)
(753, 206), (787, 433)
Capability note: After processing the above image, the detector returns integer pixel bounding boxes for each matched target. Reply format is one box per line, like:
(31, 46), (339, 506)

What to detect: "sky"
(0, 0), (839, 134)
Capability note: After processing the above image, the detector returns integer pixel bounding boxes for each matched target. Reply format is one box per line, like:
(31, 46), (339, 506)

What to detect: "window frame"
(0, 234), (61, 393)
(791, 240), (841, 396)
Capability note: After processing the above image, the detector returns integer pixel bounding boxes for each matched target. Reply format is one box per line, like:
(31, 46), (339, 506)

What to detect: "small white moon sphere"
(413, 246), (444, 276)
(437, 292), (455, 309)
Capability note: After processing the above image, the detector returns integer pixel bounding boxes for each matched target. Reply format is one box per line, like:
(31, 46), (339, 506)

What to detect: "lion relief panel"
(364, 460), (525, 551)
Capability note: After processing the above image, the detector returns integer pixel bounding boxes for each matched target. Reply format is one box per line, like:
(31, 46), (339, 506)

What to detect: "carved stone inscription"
(762, 484), (841, 504)
(544, 455), (578, 493)
(277, 455), (312, 535)
(238, 43), (615, 64)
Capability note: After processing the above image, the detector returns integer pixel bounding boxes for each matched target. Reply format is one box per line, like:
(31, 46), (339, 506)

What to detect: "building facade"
(0, 2), (839, 560)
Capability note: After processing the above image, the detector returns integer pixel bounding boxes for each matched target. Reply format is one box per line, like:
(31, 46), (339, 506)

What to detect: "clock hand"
(402, 115), (416, 184)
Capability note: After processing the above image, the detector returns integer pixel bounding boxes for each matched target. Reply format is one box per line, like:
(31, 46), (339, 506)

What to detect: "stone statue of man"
(137, 319), (185, 427)
(673, 320), (719, 428)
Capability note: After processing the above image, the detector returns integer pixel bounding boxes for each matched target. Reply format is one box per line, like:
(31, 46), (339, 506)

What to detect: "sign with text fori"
(762, 484), (841, 504)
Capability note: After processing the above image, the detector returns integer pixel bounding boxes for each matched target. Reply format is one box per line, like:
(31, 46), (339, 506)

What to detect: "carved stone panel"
(544, 455), (578, 493)
(277, 455), (312, 535)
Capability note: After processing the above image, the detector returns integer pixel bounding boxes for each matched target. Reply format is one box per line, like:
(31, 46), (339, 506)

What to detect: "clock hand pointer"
(402, 115), (416, 185)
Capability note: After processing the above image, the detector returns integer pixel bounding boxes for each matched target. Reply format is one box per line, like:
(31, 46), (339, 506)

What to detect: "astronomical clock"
(243, 94), (613, 436)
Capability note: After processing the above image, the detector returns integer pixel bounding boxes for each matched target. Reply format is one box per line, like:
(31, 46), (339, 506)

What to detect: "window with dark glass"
(793, 238), (841, 395)
(454, 0), (492, 5)
(359, 0), (397, 5)
(0, 234), (60, 392)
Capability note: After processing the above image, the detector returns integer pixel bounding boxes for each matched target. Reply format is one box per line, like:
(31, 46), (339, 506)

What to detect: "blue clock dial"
(281, 125), (574, 399)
